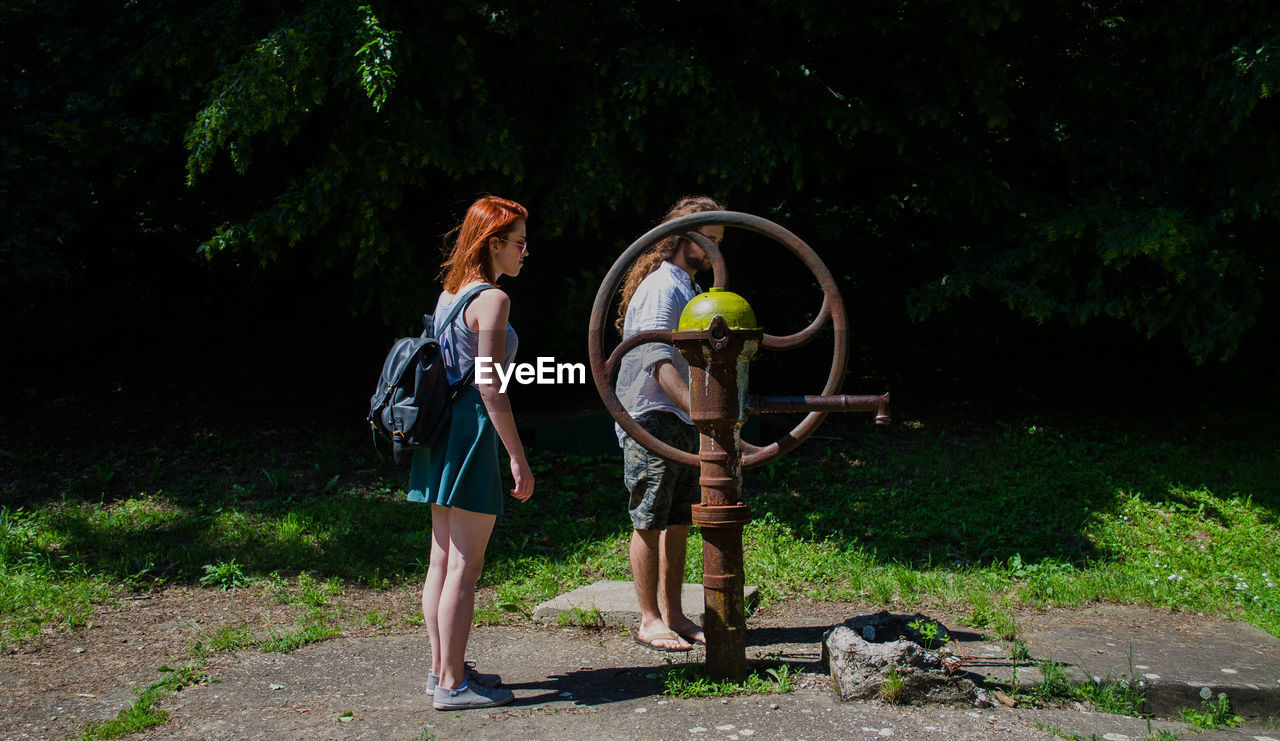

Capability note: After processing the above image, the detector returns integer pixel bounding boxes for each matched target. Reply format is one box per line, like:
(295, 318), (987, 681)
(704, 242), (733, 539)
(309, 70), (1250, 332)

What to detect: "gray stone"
(823, 611), (991, 707)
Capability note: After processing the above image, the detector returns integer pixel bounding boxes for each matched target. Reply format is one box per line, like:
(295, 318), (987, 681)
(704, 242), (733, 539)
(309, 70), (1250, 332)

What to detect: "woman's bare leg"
(435, 507), (496, 689)
(423, 504), (452, 678)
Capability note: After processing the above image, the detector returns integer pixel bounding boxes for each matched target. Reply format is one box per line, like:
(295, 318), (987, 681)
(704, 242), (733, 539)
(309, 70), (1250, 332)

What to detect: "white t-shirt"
(614, 261), (701, 446)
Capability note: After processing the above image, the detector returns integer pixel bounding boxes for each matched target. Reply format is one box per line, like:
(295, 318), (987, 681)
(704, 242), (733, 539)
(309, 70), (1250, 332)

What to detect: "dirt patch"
(0, 582), (424, 740)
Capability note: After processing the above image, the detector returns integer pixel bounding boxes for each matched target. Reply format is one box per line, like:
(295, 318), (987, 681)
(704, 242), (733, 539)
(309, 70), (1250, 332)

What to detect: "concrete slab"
(952, 604), (1280, 721)
(533, 580), (760, 629)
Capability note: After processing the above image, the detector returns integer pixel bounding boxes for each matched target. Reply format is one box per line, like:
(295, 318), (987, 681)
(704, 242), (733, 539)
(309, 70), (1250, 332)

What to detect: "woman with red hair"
(409, 195), (534, 710)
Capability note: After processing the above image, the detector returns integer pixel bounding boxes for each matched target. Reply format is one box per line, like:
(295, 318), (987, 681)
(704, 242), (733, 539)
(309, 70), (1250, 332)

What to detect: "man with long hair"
(614, 195), (723, 651)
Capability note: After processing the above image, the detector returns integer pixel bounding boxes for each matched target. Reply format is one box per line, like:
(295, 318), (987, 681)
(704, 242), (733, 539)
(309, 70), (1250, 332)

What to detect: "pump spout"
(748, 392), (890, 424)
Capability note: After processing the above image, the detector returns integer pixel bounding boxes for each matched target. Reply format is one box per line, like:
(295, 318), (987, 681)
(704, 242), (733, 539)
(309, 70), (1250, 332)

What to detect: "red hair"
(439, 196), (529, 292)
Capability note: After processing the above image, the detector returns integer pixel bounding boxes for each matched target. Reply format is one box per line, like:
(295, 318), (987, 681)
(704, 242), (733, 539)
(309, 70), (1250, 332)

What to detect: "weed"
(156, 662), (207, 689)
(257, 620), (341, 653)
(1075, 674), (1145, 716)
(1029, 659), (1073, 704)
(662, 662), (797, 698)
(296, 574), (342, 608)
(73, 685), (169, 740)
(94, 462), (117, 488)
(879, 663), (904, 704)
(261, 466), (294, 493)
(472, 602), (504, 624)
(1010, 638), (1031, 662)
(1180, 693), (1243, 729)
(199, 559), (250, 590)
(906, 617), (946, 649)
(0, 507), (114, 648)
(555, 606), (603, 628)
(72, 663), (204, 740)
(317, 474), (341, 495)
(990, 600), (1019, 642)
(495, 588), (532, 618)
(1029, 722), (1099, 741)
(1073, 644), (1147, 716)
(364, 610), (389, 628)
(256, 606), (341, 653)
(205, 622), (253, 653)
(311, 435), (350, 477)
(960, 590), (995, 628)
(1014, 652), (1147, 717)
(147, 456), (164, 485)
(762, 664), (795, 692)
(866, 578), (896, 605)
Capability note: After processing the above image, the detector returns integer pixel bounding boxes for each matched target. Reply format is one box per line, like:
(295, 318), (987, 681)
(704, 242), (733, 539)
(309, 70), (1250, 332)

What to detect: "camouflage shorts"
(624, 411), (700, 531)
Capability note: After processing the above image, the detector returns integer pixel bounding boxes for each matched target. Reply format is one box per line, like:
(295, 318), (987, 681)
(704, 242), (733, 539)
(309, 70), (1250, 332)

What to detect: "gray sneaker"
(426, 662), (501, 692)
(433, 680), (514, 710)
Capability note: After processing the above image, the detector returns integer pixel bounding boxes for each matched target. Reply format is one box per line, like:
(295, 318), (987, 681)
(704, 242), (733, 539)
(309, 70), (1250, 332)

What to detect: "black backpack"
(367, 284), (491, 461)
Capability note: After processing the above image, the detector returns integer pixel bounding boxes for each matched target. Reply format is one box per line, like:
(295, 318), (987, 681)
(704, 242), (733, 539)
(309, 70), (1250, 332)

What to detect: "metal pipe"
(749, 393), (891, 424)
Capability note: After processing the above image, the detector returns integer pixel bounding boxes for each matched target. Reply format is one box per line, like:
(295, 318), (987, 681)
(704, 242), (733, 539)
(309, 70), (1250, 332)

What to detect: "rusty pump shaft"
(674, 318), (759, 682)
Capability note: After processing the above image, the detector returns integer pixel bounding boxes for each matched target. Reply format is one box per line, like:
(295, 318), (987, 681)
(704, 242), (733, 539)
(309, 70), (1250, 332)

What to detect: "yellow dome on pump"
(678, 288), (760, 331)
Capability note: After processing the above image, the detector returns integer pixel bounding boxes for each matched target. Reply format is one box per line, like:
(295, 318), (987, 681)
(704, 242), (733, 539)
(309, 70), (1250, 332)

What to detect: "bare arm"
(653, 359), (690, 413)
(468, 289), (533, 501)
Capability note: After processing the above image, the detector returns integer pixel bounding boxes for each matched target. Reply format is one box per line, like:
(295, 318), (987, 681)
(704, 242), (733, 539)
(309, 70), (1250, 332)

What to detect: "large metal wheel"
(588, 211), (847, 469)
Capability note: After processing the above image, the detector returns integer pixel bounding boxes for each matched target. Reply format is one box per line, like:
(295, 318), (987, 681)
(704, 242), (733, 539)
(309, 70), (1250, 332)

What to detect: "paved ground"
(540, 581), (1280, 721)
(6, 591), (1279, 740)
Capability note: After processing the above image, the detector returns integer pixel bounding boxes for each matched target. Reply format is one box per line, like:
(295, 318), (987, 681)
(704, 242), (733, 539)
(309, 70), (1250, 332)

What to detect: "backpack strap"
(437, 283), (494, 393)
(439, 283), (492, 332)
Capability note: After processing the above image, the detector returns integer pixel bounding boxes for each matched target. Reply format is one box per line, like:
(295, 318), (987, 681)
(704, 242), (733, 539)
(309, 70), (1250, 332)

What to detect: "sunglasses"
(498, 237), (528, 253)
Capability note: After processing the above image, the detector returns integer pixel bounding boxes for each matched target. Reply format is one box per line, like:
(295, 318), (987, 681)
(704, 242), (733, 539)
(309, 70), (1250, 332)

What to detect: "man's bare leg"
(658, 525), (705, 644)
(631, 528), (692, 649)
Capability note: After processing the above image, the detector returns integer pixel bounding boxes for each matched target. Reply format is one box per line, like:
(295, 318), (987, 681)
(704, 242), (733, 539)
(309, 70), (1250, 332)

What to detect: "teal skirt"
(406, 386), (503, 516)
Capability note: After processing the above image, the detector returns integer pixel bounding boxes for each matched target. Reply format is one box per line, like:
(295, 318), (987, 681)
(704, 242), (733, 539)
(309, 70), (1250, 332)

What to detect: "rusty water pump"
(589, 211), (889, 681)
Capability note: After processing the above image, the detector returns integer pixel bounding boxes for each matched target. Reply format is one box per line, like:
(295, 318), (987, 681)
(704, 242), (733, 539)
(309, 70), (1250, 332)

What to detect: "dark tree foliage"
(4, 0), (1279, 368)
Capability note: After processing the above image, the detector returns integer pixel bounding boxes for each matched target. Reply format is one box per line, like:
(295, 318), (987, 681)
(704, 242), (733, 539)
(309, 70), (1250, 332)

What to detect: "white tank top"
(433, 285), (518, 385)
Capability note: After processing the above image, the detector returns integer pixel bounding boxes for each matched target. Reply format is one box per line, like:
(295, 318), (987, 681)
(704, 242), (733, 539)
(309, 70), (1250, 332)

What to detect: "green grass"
(1073, 673), (1145, 716)
(1030, 724), (1100, 741)
(1016, 652), (1146, 716)
(256, 574), (345, 652)
(556, 605), (605, 628)
(879, 662), (904, 703)
(2, 410), (1278, 655)
(0, 506), (116, 645)
(198, 622), (254, 654)
(73, 686), (169, 740)
(1034, 722), (1178, 741)
(662, 661), (796, 697)
(256, 617), (341, 653)
(73, 663), (206, 740)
